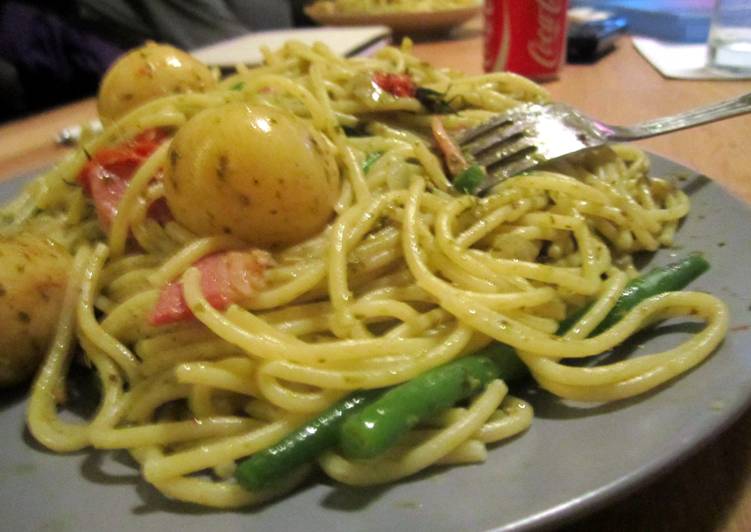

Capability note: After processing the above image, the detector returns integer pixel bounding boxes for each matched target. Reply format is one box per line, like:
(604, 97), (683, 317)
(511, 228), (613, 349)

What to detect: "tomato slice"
(372, 72), (417, 98)
(78, 129), (169, 230)
(149, 250), (274, 326)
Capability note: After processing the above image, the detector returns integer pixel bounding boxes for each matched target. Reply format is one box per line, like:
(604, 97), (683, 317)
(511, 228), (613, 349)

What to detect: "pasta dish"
(0, 39), (729, 508)
(310, 0), (480, 15)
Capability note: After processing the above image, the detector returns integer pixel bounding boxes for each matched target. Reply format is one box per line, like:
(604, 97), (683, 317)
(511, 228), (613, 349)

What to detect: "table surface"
(1, 22), (751, 532)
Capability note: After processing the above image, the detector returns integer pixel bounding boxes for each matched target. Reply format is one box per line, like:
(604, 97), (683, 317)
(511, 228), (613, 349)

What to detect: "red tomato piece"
(372, 72), (417, 98)
(77, 128), (169, 230)
(149, 250), (274, 326)
(129, 128), (169, 157)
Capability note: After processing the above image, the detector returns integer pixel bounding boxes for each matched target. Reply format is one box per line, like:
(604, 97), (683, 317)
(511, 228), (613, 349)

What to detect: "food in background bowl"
(311, 0), (481, 14)
(305, 0), (482, 33)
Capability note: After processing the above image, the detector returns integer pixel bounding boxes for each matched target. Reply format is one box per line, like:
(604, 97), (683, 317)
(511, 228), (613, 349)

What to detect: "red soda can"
(484, 0), (569, 80)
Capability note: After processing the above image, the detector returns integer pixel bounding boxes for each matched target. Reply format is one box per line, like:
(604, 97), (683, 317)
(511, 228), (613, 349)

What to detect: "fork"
(454, 91), (751, 194)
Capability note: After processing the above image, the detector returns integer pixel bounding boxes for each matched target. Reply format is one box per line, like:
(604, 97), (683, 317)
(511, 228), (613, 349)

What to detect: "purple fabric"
(0, 2), (124, 113)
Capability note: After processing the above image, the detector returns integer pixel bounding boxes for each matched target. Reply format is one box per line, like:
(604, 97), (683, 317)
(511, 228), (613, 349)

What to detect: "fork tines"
(454, 104), (544, 191)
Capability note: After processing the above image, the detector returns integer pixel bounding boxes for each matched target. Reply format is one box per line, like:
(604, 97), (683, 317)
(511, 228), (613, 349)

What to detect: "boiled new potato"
(0, 234), (71, 387)
(164, 103), (340, 248)
(97, 42), (217, 123)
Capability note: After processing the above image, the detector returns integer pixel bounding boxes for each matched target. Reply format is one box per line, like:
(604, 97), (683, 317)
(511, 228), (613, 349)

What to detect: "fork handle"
(606, 92), (751, 141)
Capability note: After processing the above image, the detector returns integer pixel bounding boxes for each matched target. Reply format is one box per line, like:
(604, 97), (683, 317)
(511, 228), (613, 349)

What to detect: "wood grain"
(0, 26), (750, 532)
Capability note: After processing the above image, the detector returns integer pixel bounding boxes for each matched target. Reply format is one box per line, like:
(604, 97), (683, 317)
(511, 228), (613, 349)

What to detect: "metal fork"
(455, 91), (751, 194)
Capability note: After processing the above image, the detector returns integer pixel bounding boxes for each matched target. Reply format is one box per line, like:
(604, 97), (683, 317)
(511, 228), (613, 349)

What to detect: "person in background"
(0, 0), (309, 122)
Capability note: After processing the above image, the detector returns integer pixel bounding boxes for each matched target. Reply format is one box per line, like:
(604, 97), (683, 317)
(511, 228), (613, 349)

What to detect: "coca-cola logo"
(527, 0), (565, 69)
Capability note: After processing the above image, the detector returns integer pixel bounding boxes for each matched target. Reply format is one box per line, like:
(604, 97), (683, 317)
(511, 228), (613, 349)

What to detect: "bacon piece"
(78, 129), (169, 230)
(149, 250), (274, 326)
(431, 116), (469, 177)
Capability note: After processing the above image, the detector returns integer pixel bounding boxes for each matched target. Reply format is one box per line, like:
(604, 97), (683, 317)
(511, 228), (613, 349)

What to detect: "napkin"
(632, 36), (751, 80)
(192, 26), (392, 67)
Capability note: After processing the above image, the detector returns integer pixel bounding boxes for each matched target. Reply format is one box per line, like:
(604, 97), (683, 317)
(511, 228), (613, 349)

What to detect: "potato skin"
(97, 42), (216, 122)
(164, 103), (340, 248)
(0, 235), (71, 387)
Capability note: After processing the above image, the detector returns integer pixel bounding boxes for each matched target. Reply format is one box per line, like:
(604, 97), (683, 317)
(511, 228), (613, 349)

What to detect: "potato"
(97, 42), (217, 123)
(0, 235), (71, 387)
(164, 103), (340, 248)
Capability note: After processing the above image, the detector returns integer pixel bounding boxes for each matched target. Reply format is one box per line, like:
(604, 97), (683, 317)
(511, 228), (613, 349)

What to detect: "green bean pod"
(338, 343), (526, 459)
(235, 389), (382, 490)
(592, 253), (709, 335)
(556, 253), (709, 336)
(338, 254), (711, 460)
(235, 254), (711, 486)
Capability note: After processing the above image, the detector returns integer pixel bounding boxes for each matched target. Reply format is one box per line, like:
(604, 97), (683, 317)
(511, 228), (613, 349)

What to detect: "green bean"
(590, 253), (709, 335)
(338, 343), (525, 459)
(339, 254), (711, 459)
(556, 253), (709, 336)
(362, 152), (383, 174)
(235, 390), (382, 490)
(236, 254), (711, 484)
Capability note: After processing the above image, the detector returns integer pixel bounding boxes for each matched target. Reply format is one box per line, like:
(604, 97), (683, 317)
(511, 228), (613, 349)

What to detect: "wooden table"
(1, 25), (750, 532)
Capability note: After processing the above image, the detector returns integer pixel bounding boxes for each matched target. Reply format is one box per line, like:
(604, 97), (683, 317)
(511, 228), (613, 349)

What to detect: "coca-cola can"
(484, 0), (569, 80)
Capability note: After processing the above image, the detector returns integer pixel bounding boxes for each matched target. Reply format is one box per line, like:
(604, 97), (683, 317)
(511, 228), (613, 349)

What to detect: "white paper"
(632, 36), (751, 80)
(193, 26), (392, 67)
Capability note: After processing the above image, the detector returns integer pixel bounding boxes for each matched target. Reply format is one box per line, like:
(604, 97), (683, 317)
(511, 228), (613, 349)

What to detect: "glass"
(707, 0), (751, 72)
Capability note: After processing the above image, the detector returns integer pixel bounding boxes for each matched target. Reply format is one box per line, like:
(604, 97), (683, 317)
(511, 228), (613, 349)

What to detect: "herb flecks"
(362, 152), (383, 174)
(217, 154), (229, 181)
(415, 87), (454, 114)
(453, 165), (486, 194)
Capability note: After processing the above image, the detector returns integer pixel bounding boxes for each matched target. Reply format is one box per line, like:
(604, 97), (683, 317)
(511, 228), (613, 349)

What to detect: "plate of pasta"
(1, 39), (750, 532)
(305, 0), (482, 34)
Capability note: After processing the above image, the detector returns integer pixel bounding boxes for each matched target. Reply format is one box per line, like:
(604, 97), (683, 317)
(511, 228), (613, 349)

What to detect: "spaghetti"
(0, 39), (728, 508)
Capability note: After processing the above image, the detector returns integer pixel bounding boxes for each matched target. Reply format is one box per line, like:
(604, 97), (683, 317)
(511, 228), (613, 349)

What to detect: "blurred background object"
(0, 0), (735, 124)
(707, 0), (751, 72)
(307, 0), (481, 14)
(0, 1), (123, 123)
(484, 0), (569, 80)
(570, 0), (715, 43)
(74, 0), (294, 50)
(0, 0), (309, 123)
(567, 7), (628, 63)
(303, 0), (481, 37)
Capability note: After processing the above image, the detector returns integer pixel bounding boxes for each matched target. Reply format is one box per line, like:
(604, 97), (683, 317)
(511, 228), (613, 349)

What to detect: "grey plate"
(1, 154), (750, 532)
